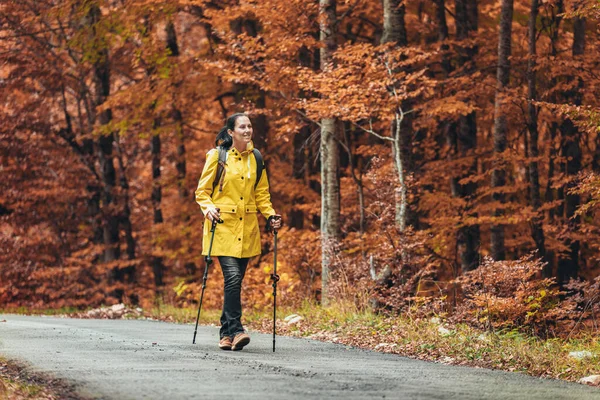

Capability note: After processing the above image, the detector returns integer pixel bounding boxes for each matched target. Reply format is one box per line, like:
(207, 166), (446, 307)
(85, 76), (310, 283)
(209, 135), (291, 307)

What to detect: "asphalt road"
(0, 314), (598, 399)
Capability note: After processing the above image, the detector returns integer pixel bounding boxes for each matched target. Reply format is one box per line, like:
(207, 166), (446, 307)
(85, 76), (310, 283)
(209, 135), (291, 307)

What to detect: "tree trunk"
(231, 18), (268, 150)
(319, 0), (340, 306)
(544, 0), (563, 238)
(456, 114), (480, 271)
(168, 22), (196, 279)
(557, 118), (582, 284)
(87, 184), (103, 244)
(97, 132), (119, 263)
(78, 16), (103, 247)
(546, 123), (558, 223)
(455, 0), (469, 41)
(526, 0), (549, 275)
(455, 0), (480, 271)
(290, 125), (311, 229)
(151, 133), (163, 226)
(593, 138), (600, 172)
(436, 0), (480, 271)
(466, 0), (478, 33)
(145, 20), (182, 287)
(343, 125), (366, 234)
(90, 5), (119, 264)
(174, 109), (188, 200)
(320, 118), (340, 305)
(435, 0), (449, 65)
(381, 0), (407, 46)
(557, 14), (585, 284)
(391, 119), (407, 231)
(490, 0), (514, 261)
(113, 133), (136, 262)
(151, 132), (164, 287)
(165, 22), (188, 201)
(252, 94), (269, 151)
(381, 0), (418, 232)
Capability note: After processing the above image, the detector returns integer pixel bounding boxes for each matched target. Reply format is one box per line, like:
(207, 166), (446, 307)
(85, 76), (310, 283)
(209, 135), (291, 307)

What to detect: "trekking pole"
(270, 216), (281, 352)
(192, 210), (222, 344)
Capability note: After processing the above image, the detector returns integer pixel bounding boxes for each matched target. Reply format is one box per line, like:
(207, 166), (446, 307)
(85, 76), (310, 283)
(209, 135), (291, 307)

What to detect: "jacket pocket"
(245, 205), (257, 213)
(215, 204), (238, 214)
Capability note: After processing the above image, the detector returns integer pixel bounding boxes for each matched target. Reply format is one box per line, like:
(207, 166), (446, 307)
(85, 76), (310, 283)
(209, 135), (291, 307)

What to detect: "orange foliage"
(1, 0), (600, 340)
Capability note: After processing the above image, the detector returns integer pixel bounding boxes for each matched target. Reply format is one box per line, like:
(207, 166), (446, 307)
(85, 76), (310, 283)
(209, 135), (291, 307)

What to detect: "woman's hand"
(267, 214), (283, 231)
(206, 207), (222, 223)
(271, 215), (282, 229)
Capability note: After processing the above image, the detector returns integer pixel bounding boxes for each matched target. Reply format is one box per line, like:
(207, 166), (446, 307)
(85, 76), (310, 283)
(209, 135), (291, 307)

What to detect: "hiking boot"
(231, 332), (250, 351)
(219, 336), (232, 350)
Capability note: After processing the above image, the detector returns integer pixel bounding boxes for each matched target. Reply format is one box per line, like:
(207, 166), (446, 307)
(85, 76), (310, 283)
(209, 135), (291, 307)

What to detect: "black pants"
(217, 256), (249, 339)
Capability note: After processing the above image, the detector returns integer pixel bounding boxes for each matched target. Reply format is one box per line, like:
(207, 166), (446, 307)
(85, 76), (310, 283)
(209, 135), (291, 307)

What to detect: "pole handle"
(267, 215), (282, 234)
(211, 208), (223, 230)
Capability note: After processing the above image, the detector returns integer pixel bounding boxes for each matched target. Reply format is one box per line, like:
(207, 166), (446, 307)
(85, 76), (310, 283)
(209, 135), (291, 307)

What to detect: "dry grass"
(241, 301), (600, 384)
(145, 300), (600, 383)
(145, 303), (221, 324)
(0, 358), (60, 400)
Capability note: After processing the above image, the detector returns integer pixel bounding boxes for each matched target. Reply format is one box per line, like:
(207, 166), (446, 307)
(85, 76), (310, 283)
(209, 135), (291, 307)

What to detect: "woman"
(195, 113), (282, 351)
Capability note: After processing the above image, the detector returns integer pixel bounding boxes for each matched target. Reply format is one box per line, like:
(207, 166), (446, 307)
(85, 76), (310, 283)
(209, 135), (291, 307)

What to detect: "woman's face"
(228, 116), (253, 149)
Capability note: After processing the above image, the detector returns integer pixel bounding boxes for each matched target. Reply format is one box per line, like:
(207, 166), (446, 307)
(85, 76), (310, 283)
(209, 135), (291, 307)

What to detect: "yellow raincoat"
(195, 141), (276, 258)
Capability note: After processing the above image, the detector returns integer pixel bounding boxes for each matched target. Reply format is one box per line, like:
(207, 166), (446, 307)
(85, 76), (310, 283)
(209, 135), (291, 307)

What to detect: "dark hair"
(215, 113), (248, 149)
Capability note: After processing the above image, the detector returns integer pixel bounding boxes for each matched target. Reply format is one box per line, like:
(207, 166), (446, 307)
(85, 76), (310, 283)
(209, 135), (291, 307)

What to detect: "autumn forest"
(1, 0), (600, 336)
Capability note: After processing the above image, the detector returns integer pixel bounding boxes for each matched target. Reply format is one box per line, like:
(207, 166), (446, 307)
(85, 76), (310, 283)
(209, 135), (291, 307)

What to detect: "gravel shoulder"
(0, 314), (598, 400)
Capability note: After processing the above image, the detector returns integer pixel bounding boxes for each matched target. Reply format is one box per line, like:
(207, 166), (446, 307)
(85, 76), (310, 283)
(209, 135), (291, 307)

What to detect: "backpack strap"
(211, 147), (264, 193)
(212, 146), (228, 194)
(252, 148), (264, 190)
